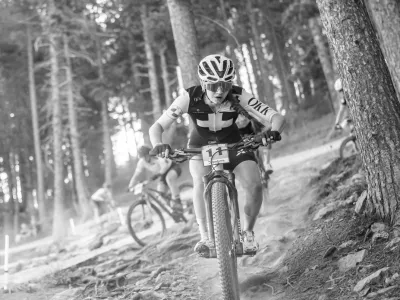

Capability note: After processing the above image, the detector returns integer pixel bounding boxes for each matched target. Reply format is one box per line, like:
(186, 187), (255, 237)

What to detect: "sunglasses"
(203, 81), (232, 92)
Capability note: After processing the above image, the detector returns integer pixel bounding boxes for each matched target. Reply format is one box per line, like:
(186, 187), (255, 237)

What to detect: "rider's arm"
(158, 157), (172, 174)
(238, 88), (285, 133)
(334, 103), (347, 126)
(149, 91), (190, 146)
(128, 159), (145, 187)
(270, 113), (285, 133)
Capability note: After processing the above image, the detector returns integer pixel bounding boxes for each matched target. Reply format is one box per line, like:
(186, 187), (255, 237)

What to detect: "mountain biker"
(333, 78), (351, 131)
(90, 183), (115, 221)
(148, 54), (285, 255)
(236, 114), (273, 184)
(128, 145), (183, 212)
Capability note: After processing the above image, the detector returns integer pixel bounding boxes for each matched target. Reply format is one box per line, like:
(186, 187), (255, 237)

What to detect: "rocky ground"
(3, 130), (400, 300)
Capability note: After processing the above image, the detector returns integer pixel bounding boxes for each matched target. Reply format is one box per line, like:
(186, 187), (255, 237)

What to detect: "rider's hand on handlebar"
(261, 130), (281, 145)
(150, 143), (172, 158)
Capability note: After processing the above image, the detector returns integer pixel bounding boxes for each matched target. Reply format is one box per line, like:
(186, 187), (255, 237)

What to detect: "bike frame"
(202, 163), (245, 258)
(140, 187), (175, 219)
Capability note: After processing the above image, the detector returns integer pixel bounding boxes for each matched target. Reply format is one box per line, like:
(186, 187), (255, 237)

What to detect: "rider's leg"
(165, 170), (179, 199)
(156, 180), (168, 194)
(234, 160), (263, 231)
(189, 158), (212, 246)
(234, 160), (262, 252)
(165, 170), (182, 211)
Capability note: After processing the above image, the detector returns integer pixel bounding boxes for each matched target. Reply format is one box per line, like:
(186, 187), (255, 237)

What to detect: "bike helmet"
(334, 78), (343, 92)
(198, 54), (236, 83)
(137, 145), (151, 158)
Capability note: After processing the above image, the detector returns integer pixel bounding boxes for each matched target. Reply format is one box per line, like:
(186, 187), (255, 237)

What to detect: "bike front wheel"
(126, 199), (166, 247)
(339, 135), (358, 158)
(211, 182), (240, 300)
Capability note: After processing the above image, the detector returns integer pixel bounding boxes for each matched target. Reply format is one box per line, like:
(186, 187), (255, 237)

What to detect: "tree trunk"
(27, 26), (46, 226)
(159, 45), (172, 107)
(308, 17), (337, 113)
(19, 150), (35, 220)
(300, 79), (317, 109)
(246, 0), (275, 108)
(141, 4), (162, 120)
(128, 36), (152, 145)
(241, 44), (257, 96)
(247, 41), (264, 101)
(268, 20), (298, 110)
(167, 0), (200, 88)
(49, 26), (66, 241)
(317, 0), (400, 224)
(96, 35), (114, 188)
(9, 153), (20, 239)
(158, 45), (177, 145)
(2, 157), (14, 239)
(365, 0), (400, 101)
(217, 0), (243, 87)
(63, 34), (91, 220)
(120, 96), (139, 153)
(228, 47), (242, 87)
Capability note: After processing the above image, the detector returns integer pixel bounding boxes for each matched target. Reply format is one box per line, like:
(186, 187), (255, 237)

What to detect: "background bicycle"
(126, 179), (193, 246)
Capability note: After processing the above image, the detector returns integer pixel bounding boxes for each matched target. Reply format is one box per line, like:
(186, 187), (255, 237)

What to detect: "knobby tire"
(211, 182), (240, 300)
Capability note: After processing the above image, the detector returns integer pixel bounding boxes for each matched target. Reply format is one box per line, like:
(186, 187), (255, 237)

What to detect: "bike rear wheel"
(211, 182), (240, 300)
(340, 135), (358, 158)
(126, 199), (166, 247)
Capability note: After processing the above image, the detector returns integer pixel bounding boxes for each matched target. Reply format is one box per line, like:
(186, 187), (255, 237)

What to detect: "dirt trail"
(0, 138), (344, 300)
(191, 139), (342, 299)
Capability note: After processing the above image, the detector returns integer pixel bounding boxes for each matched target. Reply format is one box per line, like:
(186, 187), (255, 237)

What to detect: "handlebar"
(128, 180), (150, 192)
(169, 133), (268, 162)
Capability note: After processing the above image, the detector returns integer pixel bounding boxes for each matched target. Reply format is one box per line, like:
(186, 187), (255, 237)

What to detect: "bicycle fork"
(202, 169), (249, 258)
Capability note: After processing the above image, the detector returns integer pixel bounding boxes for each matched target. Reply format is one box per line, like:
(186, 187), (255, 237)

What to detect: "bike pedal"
(195, 247), (217, 259)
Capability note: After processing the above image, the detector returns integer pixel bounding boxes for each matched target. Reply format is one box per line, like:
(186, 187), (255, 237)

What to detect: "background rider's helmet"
(138, 145), (151, 158)
(198, 54), (236, 84)
(334, 78), (343, 92)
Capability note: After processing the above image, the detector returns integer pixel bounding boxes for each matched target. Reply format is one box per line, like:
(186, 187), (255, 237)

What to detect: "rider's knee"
(243, 179), (262, 195)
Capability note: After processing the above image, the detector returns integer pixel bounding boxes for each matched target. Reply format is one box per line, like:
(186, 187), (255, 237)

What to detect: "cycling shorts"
(160, 162), (181, 185)
(188, 144), (256, 171)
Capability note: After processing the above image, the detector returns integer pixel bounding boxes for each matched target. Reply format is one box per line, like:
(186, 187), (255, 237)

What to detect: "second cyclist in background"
(128, 145), (183, 213)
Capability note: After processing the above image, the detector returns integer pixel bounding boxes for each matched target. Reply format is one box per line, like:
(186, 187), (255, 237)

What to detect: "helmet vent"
(202, 62), (215, 76)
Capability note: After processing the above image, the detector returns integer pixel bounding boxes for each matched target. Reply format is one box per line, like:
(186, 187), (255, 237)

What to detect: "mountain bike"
(126, 180), (193, 246)
(339, 119), (358, 158)
(168, 134), (268, 300)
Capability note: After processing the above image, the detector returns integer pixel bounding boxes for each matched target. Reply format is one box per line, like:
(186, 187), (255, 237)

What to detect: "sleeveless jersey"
(157, 85), (278, 147)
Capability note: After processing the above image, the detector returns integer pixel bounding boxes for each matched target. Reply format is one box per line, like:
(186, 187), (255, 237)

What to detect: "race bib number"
(201, 144), (230, 166)
(134, 183), (143, 195)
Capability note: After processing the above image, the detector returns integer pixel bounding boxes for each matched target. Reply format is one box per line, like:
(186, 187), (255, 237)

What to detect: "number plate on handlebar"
(134, 183), (143, 195)
(201, 144), (230, 166)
